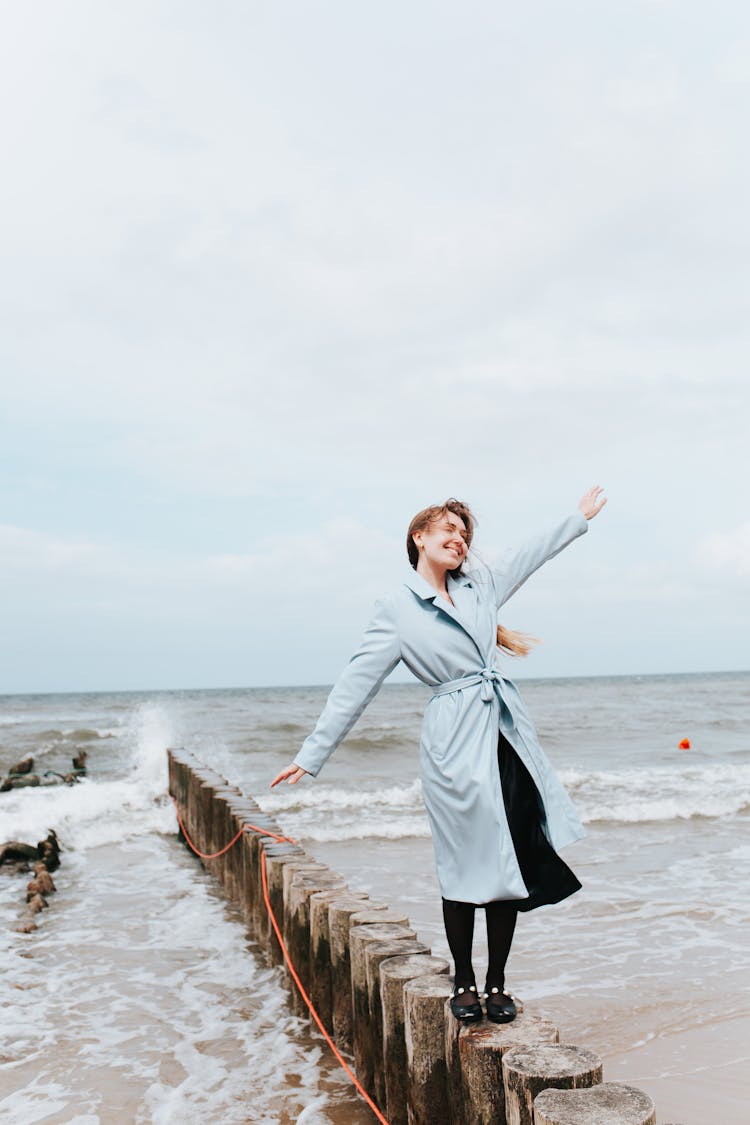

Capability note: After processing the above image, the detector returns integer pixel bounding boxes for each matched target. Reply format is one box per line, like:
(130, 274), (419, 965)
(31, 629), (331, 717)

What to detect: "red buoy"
(678, 738), (691, 750)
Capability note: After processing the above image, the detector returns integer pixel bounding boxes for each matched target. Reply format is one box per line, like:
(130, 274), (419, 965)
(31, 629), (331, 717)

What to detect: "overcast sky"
(1, 1), (748, 693)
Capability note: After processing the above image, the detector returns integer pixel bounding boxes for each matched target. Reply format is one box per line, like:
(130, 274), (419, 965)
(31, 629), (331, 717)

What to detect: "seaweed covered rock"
(1, 774), (41, 792)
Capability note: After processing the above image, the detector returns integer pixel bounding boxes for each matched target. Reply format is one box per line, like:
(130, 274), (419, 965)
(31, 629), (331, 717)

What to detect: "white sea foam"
(261, 777), (424, 813)
(0, 704), (175, 851)
(297, 815), (432, 843)
(561, 761), (750, 823)
(256, 759), (750, 839)
(1, 833), (345, 1124)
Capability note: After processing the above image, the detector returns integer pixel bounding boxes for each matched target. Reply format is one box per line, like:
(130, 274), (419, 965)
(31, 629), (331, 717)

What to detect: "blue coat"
(294, 510), (589, 903)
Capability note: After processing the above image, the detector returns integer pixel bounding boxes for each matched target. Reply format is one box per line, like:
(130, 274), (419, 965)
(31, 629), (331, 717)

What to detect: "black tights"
(442, 897), (517, 992)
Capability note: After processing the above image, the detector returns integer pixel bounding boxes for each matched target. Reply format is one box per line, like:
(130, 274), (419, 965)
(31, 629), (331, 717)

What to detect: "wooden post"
(264, 854), (319, 963)
(250, 838), (304, 944)
(281, 862), (332, 944)
(167, 749), (190, 808)
(349, 923), (416, 1098)
(533, 1082), (656, 1125)
(403, 973), (454, 1125)
(286, 871), (346, 1015)
(223, 797), (258, 903)
(309, 890), (369, 1035)
(240, 817), (296, 933)
(364, 939), (431, 1108)
(210, 786), (241, 890)
(502, 1044), (602, 1125)
(382, 960), (450, 1125)
(445, 1006), (558, 1125)
(190, 776), (215, 855)
(328, 900), (390, 1051)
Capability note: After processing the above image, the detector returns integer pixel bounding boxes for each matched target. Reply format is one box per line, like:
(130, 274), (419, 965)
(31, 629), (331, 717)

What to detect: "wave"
(261, 778), (423, 814)
(342, 733), (415, 751)
(62, 728), (115, 741)
(0, 705), (175, 851)
(299, 817), (432, 843)
(11, 727), (117, 743)
(258, 761), (750, 829)
(560, 762), (750, 823)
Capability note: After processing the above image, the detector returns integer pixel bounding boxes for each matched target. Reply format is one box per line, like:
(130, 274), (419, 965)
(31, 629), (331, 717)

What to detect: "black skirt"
(497, 729), (581, 912)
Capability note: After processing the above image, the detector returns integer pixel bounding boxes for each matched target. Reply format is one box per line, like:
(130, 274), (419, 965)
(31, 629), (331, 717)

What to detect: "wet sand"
(605, 1015), (750, 1124)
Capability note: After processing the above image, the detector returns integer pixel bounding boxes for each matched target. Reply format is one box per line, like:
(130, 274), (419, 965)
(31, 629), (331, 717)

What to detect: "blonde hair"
(406, 499), (540, 658)
(496, 625), (540, 658)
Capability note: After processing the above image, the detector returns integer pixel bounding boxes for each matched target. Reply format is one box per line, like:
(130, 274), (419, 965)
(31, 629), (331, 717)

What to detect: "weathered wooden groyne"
(168, 748), (668, 1125)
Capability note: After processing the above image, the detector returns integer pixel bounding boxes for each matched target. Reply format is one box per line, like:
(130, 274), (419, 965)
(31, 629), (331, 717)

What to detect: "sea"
(1, 671), (749, 1124)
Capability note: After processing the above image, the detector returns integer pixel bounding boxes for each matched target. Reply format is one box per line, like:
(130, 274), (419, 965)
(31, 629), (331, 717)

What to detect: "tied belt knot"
(431, 666), (505, 703)
(478, 667), (501, 702)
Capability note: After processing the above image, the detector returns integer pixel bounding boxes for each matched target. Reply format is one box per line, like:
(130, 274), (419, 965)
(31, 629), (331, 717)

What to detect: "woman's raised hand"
(270, 763), (308, 788)
(578, 485), (607, 520)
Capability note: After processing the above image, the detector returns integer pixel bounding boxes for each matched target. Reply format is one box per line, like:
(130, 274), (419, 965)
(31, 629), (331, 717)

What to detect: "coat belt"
(431, 667), (507, 704)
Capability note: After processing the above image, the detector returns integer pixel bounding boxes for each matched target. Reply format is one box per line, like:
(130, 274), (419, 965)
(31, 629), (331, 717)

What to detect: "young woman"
(271, 486), (606, 1022)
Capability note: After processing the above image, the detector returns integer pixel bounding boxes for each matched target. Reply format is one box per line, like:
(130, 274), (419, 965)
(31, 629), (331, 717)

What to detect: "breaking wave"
(256, 761), (750, 841)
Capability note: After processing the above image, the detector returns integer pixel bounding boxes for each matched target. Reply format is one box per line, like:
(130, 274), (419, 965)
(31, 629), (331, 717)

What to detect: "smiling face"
(413, 509), (469, 573)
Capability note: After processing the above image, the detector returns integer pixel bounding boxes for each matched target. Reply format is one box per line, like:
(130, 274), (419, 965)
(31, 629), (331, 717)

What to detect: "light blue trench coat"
(293, 510), (590, 904)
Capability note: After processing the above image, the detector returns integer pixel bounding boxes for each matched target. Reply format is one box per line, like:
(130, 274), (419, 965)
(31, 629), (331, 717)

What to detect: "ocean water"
(1, 672), (749, 1123)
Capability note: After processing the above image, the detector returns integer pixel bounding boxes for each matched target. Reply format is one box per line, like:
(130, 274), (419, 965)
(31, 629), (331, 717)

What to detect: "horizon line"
(1, 666), (748, 699)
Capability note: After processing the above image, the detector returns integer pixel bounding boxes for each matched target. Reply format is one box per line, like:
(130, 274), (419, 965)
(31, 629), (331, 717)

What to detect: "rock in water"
(10, 757), (34, 775)
(33, 863), (56, 893)
(28, 870), (56, 896)
(36, 831), (61, 872)
(0, 842), (39, 865)
(1, 774), (41, 791)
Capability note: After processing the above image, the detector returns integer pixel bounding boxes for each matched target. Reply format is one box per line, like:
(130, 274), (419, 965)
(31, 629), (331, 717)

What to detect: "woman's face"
(413, 510), (469, 571)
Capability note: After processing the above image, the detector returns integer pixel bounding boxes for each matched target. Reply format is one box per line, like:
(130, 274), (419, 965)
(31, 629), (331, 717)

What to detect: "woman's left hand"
(578, 485), (607, 520)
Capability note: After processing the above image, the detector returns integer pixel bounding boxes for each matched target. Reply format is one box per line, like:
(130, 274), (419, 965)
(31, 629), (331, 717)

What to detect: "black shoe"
(450, 984), (482, 1022)
(484, 986), (517, 1023)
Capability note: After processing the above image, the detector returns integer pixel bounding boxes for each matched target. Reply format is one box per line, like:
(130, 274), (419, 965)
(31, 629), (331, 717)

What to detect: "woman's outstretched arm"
(486, 485), (606, 609)
(270, 594), (401, 787)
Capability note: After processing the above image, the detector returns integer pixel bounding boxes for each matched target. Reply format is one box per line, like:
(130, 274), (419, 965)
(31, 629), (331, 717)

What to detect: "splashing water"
(0, 703), (177, 853)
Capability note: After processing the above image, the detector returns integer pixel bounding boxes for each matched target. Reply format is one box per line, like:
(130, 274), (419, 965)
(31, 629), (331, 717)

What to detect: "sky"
(1, 1), (748, 693)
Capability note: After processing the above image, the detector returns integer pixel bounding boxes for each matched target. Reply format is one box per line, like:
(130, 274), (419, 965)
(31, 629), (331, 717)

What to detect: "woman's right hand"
(270, 763), (308, 788)
(578, 485), (607, 520)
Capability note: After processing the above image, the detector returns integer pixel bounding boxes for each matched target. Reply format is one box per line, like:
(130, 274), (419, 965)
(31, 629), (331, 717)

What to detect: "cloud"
(0, 518), (404, 614)
(1, 1), (749, 687)
(698, 522), (750, 577)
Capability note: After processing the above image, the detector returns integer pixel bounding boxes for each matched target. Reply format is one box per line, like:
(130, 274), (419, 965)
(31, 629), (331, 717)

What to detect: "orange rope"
(173, 801), (246, 859)
(172, 798), (391, 1125)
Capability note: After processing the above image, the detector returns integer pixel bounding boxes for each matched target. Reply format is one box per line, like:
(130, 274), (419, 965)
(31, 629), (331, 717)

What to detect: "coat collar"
(403, 567), (484, 657)
(403, 567), (472, 601)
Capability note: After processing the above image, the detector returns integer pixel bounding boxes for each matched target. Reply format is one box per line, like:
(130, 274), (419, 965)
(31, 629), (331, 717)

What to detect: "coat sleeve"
(293, 595), (402, 777)
(488, 510), (589, 608)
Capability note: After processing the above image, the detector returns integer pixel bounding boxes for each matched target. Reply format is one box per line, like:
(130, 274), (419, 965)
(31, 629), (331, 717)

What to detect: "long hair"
(406, 498), (540, 658)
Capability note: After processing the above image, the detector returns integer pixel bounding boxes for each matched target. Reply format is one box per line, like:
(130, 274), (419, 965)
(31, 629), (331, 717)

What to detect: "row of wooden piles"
(168, 749), (671, 1125)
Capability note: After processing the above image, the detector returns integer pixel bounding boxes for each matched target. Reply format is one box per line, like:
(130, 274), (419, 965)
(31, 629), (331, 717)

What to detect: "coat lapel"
(403, 568), (486, 660)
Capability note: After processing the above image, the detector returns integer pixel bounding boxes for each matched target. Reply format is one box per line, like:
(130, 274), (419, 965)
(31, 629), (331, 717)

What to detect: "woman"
(271, 486), (606, 1023)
